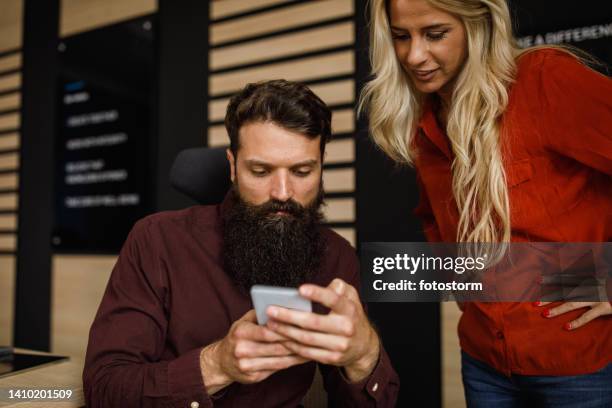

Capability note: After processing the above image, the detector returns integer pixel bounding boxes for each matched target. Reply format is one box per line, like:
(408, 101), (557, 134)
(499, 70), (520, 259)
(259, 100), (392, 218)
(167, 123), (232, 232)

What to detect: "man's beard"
(222, 186), (326, 292)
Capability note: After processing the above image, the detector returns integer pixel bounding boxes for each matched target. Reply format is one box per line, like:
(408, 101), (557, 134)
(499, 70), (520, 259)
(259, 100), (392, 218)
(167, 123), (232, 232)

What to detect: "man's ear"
(226, 148), (236, 183)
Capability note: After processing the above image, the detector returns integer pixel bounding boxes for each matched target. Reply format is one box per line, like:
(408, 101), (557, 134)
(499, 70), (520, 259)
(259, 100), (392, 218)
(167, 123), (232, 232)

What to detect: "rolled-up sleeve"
(83, 219), (212, 408)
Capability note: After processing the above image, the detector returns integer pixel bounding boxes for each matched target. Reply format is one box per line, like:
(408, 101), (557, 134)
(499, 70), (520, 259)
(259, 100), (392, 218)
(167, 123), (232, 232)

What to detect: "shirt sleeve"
(318, 241), (400, 407)
(414, 171), (443, 242)
(82, 219), (212, 408)
(538, 50), (612, 176)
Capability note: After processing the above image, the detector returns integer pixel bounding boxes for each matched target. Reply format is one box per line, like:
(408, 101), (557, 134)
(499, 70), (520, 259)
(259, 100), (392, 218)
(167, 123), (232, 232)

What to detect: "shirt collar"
(417, 98), (452, 159)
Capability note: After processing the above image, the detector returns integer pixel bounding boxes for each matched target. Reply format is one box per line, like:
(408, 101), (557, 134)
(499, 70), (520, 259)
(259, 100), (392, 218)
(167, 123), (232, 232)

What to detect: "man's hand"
(200, 309), (309, 395)
(266, 278), (380, 382)
(535, 301), (612, 330)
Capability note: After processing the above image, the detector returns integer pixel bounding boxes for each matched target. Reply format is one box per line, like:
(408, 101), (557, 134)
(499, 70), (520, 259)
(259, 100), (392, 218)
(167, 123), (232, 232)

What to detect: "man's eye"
(293, 169), (311, 177)
(426, 31), (448, 41)
(251, 169), (268, 177)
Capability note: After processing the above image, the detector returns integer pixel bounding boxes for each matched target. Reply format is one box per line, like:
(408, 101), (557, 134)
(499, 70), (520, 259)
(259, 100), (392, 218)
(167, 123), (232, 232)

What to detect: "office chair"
(169, 146), (231, 205)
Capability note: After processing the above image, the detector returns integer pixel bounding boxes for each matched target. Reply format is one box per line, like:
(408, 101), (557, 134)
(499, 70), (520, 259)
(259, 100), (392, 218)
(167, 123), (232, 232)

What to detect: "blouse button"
(190, 402), (200, 408)
(372, 382), (379, 392)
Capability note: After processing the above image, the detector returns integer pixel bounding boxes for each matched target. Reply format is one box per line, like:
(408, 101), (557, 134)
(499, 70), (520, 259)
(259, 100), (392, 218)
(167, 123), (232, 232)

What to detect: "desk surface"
(0, 349), (84, 408)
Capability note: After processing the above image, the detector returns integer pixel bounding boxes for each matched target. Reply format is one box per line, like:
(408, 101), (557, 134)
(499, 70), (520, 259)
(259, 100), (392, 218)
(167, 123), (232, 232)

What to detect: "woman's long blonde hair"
(359, 0), (522, 243)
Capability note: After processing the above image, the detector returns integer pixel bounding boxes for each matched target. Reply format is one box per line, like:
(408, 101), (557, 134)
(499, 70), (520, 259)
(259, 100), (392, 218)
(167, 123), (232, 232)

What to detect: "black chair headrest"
(169, 147), (231, 205)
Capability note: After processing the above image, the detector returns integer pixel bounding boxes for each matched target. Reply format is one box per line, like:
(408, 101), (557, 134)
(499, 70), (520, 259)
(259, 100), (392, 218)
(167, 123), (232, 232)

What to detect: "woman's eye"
(392, 33), (410, 41)
(426, 31), (448, 41)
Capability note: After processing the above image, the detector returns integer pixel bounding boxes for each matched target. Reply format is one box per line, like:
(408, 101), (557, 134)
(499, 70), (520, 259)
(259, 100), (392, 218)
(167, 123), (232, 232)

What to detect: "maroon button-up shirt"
(83, 195), (399, 407)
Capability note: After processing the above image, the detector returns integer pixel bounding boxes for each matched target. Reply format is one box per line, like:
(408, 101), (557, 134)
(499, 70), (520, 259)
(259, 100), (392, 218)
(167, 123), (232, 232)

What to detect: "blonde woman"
(360, 0), (612, 406)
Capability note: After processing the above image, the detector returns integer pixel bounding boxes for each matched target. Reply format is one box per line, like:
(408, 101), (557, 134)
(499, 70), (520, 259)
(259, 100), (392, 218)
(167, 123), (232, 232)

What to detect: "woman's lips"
(413, 68), (439, 81)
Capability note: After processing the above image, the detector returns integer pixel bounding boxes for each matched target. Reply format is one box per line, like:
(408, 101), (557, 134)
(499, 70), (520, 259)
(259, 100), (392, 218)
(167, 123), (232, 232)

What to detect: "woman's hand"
(535, 301), (612, 330)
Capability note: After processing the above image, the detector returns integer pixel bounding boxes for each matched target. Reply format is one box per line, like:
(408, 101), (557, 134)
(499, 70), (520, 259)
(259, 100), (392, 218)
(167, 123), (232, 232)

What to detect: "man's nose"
(269, 171), (293, 202)
(407, 37), (429, 67)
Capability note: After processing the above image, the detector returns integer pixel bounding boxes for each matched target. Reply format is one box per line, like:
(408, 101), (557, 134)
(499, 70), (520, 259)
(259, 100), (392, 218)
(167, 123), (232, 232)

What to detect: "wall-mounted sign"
(53, 17), (156, 253)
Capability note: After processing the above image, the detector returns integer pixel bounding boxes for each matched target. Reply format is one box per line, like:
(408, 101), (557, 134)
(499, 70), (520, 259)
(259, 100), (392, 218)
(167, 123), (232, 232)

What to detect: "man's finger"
(238, 355), (309, 372)
(235, 321), (290, 342)
(234, 340), (294, 358)
(298, 284), (353, 315)
(265, 307), (353, 336)
(267, 320), (350, 352)
(283, 341), (343, 366)
(240, 309), (258, 322)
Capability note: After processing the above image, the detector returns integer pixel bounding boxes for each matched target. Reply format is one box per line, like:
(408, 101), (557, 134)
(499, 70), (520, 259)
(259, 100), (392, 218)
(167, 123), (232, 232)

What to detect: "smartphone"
(250, 285), (312, 325)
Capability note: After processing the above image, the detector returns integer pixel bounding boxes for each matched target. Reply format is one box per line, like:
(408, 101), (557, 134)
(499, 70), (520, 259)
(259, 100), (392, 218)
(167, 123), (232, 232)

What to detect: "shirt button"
(372, 382), (379, 392)
(496, 331), (504, 340)
(190, 402), (199, 408)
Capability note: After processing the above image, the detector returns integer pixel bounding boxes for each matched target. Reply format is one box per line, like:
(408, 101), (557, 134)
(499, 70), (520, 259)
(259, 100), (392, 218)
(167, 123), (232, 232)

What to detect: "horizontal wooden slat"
(326, 138), (354, 163)
(0, 112), (19, 130)
(60, 0), (157, 37)
(211, 21), (354, 70)
(323, 168), (354, 192)
(333, 109), (354, 134)
(0, 133), (19, 150)
(0, 72), (20, 92)
(331, 227), (355, 247)
(324, 197), (354, 222)
(0, 234), (16, 251)
(0, 193), (17, 210)
(0, 254), (16, 346)
(0, 214), (17, 229)
(211, 0), (292, 20)
(0, 153), (18, 170)
(211, 0), (353, 45)
(210, 51), (354, 96)
(0, 93), (20, 112)
(208, 79), (354, 122)
(0, 173), (18, 190)
(0, 0), (22, 53)
(0, 53), (21, 72)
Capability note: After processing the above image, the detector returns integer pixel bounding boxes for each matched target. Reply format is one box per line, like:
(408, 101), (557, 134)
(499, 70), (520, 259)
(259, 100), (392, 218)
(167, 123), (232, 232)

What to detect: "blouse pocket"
(506, 159), (549, 231)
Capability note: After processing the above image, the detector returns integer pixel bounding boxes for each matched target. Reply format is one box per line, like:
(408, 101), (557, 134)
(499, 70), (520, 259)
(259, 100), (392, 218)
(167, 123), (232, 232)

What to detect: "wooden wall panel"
(442, 303), (466, 408)
(0, 193), (17, 210)
(323, 168), (354, 192)
(326, 138), (354, 163)
(211, 0), (291, 20)
(0, 255), (15, 346)
(324, 198), (354, 222)
(0, 53), (21, 72)
(0, 94), (20, 112)
(0, 214), (17, 230)
(211, 22), (354, 70)
(60, 0), (157, 37)
(0, 234), (16, 251)
(0, 73), (21, 93)
(0, 0), (23, 52)
(0, 173), (18, 190)
(51, 256), (117, 357)
(0, 153), (19, 170)
(210, 51), (354, 96)
(0, 113), (20, 130)
(211, 0), (353, 45)
(0, 133), (19, 150)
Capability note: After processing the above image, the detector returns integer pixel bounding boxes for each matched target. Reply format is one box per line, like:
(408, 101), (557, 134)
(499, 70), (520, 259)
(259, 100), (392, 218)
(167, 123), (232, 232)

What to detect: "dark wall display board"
(53, 17), (156, 253)
(511, 0), (612, 70)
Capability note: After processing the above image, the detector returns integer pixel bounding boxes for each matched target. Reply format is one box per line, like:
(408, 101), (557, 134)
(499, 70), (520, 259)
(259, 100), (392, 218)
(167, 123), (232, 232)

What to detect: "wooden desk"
(0, 349), (84, 408)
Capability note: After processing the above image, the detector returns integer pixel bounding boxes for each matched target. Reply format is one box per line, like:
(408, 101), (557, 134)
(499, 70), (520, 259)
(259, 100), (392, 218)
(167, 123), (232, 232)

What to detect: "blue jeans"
(461, 351), (612, 408)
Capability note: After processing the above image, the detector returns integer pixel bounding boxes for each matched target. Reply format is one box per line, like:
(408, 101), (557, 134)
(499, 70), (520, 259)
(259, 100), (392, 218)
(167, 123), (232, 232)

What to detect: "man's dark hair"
(224, 79), (332, 157)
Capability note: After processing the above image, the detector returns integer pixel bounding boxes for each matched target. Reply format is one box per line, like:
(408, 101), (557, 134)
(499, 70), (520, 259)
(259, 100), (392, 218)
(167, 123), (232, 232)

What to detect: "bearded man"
(83, 80), (399, 408)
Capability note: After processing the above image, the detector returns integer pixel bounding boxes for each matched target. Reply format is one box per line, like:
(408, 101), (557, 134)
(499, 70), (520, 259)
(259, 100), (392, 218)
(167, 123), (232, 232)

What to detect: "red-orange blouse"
(414, 48), (612, 376)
